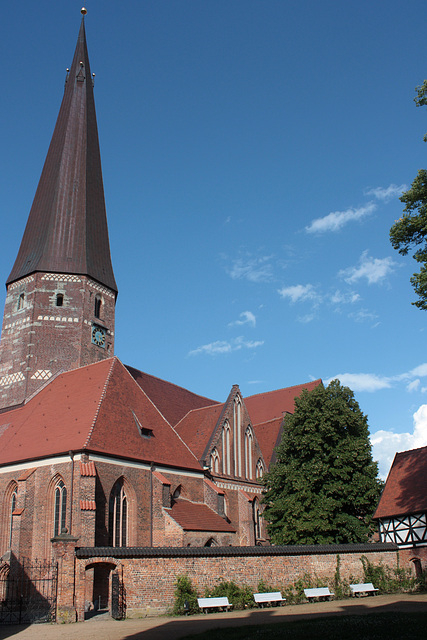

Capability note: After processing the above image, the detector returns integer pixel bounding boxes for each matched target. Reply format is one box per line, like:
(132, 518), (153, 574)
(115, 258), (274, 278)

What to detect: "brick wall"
(74, 544), (400, 618)
(0, 273), (115, 409)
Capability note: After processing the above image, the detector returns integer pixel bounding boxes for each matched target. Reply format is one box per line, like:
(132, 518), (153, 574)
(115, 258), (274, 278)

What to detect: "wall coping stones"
(75, 542), (398, 559)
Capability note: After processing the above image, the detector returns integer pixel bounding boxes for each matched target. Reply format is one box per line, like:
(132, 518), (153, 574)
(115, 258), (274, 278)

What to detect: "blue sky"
(2, 1), (427, 478)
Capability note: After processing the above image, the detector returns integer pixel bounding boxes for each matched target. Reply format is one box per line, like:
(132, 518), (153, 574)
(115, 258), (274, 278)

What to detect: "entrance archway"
(84, 562), (117, 618)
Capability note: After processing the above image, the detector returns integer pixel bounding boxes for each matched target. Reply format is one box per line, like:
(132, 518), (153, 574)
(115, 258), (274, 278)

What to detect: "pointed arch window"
(253, 498), (262, 541)
(210, 448), (220, 474)
(245, 426), (253, 479)
(234, 398), (242, 477)
(54, 480), (67, 537)
(222, 422), (231, 475)
(109, 479), (127, 547)
(256, 459), (264, 479)
(7, 485), (18, 548)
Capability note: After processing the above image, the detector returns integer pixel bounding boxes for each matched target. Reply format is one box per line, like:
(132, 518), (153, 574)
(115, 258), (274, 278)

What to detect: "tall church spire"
(0, 13), (117, 410)
(7, 14), (117, 294)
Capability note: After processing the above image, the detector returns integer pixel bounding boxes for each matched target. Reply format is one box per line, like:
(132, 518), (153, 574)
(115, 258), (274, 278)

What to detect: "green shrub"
(206, 580), (254, 610)
(173, 574), (199, 615)
(361, 556), (416, 593)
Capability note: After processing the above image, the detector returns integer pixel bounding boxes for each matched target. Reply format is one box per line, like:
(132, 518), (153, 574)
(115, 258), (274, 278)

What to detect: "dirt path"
(0, 593), (426, 640)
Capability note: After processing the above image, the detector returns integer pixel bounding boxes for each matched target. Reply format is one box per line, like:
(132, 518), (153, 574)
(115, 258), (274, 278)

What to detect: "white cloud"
(227, 255), (273, 283)
(189, 336), (264, 356)
(278, 283), (319, 304)
(365, 183), (407, 202)
(339, 250), (396, 285)
(348, 308), (379, 323)
(229, 311), (256, 328)
(409, 363), (427, 377)
(370, 404), (427, 478)
(407, 379), (420, 392)
(325, 373), (392, 392)
(306, 203), (376, 234)
(326, 362), (427, 395)
(330, 289), (360, 305)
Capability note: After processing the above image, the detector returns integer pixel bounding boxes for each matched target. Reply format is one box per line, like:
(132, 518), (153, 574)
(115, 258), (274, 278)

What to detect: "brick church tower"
(0, 14), (117, 410)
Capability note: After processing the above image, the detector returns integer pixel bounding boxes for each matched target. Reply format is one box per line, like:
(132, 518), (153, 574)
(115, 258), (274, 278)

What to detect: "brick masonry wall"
(74, 546), (400, 617)
(0, 274), (115, 409)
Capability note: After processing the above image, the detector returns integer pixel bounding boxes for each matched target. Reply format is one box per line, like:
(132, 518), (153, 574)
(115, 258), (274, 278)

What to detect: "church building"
(0, 11), (322, 619)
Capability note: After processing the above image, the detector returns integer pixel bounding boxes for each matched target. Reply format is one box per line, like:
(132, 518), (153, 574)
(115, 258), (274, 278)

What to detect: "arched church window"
(233, 399), (242, 477)
(94, 295), (102, 319)
(54, 480), (67, 537)
(56, 293), (63, 307)
(222, 422), (231, 475)
(17, 293), (25, 311)
(245, 427), (253, 479)
(253, 498), (262, 541)
(210, 448), (220, 474)
(255, 459), (264, 479)
(109, 479), (127, 547)
(7, 485), (18, 549)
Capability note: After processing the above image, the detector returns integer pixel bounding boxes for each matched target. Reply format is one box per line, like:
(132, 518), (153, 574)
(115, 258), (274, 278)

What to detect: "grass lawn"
(180, 612), (427, 640)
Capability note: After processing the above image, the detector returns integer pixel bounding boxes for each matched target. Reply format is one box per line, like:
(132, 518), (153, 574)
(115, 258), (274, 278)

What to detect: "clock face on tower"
(91, 324), (106, 348)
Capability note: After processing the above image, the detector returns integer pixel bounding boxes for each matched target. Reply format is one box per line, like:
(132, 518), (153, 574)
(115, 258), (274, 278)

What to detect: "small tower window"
(56, 293), (64, 307)
(17, 293), (25, 311)
(94, 295), (102, 319)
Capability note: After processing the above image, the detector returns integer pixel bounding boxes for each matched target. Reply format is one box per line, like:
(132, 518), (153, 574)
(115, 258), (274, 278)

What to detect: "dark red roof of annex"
(165, 499), (235, 532)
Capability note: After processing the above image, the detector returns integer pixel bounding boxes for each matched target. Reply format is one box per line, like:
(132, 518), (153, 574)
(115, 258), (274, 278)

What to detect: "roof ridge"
(83, 357), (117, 449)
(245, 379), (322, 401)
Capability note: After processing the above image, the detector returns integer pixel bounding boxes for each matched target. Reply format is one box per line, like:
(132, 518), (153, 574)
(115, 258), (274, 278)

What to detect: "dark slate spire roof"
(7, 17), (117, 294)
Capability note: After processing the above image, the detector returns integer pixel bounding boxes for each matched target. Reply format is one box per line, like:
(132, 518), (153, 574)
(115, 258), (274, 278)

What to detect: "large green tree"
(262, 380), (383, 545)
(390, 80), (427, 310)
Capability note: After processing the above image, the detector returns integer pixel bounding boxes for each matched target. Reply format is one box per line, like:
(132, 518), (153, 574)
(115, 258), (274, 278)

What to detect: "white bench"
(254, 591), (285, 607)
(350, 583), (379, 597)
(304, 587), (334, 601)
(197, 596), (231, 613)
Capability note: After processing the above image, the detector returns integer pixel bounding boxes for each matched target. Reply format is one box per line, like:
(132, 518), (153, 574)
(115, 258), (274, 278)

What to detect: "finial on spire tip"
(81, 7), (87, 16)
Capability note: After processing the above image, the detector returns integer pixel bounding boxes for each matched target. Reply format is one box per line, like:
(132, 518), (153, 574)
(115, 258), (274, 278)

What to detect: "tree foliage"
(390, 80), (427, 309)
(262, 380), (383, 545)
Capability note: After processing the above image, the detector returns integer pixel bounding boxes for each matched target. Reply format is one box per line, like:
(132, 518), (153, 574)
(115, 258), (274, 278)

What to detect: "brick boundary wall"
(74, 543), (400, 619)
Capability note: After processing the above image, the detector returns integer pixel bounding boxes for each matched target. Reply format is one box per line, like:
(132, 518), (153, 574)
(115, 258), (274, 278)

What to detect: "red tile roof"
(374, 446), (427, 519)
(175, 404), (225, 459)
(244, 379), (322, 425)
(126, 365), (219, 426)
(165, 499), (235, 532)
(0, 358), (201, 471)
(252, 417), (284, 467)
(80, 461), (97, 477)
(80, 500), (96, 511)
(204, 478), (224, 495)
(245, 380), (323, 465)
(153, 471), (171, 486)
(18, 468), (36, 481)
